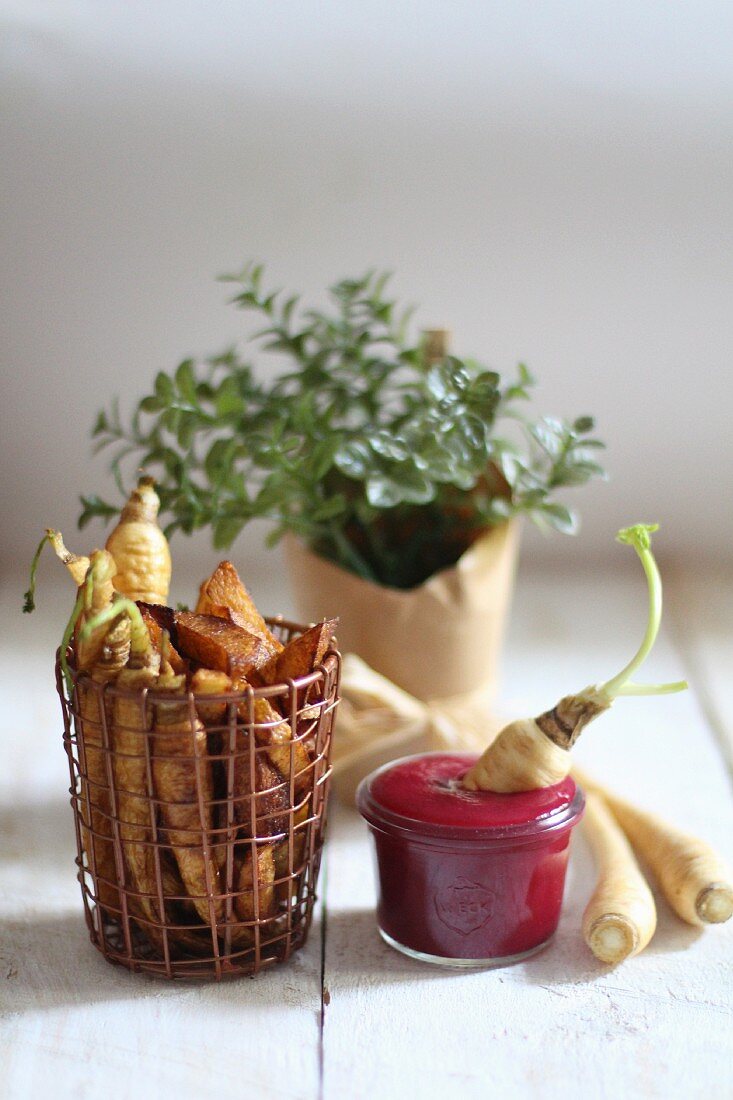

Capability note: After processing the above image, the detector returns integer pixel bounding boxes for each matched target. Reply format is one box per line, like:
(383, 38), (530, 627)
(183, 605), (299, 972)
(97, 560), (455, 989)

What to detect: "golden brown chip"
(258, 618), (338, 686)
(137, 603), (188, 674)
(190, 668), (233, 722)
(196, 561), (282, 654)
(175, 612), (271, 679)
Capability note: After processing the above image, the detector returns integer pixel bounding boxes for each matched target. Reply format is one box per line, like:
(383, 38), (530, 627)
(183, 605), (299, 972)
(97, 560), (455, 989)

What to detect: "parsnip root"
(106, 477), (171, 604)
(462, 525), (686, 794)
(576, 769), (733, 927)
(581, 791), (657, 963)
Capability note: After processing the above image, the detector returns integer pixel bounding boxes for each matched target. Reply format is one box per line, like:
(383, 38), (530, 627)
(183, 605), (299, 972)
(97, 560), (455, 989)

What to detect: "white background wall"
(2, 1), (732, 577)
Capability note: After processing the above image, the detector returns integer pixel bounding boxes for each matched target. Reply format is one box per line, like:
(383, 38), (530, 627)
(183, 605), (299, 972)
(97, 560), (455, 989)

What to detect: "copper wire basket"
(56, 618), (340, 980)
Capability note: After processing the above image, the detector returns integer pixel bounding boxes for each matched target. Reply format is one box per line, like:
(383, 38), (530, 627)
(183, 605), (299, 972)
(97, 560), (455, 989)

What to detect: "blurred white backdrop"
(2, 0), (732, 575)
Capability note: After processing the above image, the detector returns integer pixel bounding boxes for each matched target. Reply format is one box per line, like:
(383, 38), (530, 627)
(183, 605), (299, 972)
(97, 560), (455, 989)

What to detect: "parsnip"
(76, 616), (131, 915)
(576, 769), (733, 927)
(463, 525), (687, 793)
(106, 477), (171, 604)
(581, 791), (657, 963)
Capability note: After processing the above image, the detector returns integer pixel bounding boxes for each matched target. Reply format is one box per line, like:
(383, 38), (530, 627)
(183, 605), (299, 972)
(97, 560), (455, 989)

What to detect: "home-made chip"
(195, 561), (282, 654)
(137, 602), (188, 674)
(175, 612), (271, 679)
(257, 618), (338, 686)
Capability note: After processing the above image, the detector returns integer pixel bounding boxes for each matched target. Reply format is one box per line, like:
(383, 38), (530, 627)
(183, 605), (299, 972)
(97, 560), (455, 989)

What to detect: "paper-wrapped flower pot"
(285, 522), (519, 799)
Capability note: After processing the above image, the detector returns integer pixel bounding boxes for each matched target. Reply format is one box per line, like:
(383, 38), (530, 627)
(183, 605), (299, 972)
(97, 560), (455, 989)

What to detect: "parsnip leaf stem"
(596, 524), (688, 703)
(60, 586), (86, 695)
(23, 531), (53, 613)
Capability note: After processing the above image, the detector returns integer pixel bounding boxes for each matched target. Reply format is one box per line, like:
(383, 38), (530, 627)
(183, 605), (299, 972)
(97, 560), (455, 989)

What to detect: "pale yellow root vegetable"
(48, 530), (91, 586)
(76, 615), (131, 915)
(581, 791), (657, 963)
(63, 554), (130, 916)
(463, 525), (687, 794)
(75, 550), (119, 671)
(105, 476), (171, 604)
(576, 769), (733, 927)
(23, 528), (93, 613)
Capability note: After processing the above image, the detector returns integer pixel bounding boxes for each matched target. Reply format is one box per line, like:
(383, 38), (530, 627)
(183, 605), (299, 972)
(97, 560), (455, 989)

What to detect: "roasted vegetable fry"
(106, 477), (171, 604)
(234, 843), (276, 922)
(137, 603), (188, 674)
(111, 666), (161, 933)
(190, 668), (233, 723)
(273, 800), (310, 905)
(248, 695), (312, 799)
(175, 612), (271, 679)
(257, 618), (337, 685)
(153, 672), (224, 924)
(196, 560), (282, 654)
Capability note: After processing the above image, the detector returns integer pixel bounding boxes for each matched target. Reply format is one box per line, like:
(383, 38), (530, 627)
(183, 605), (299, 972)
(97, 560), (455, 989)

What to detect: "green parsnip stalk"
(463, 524), (687, 793)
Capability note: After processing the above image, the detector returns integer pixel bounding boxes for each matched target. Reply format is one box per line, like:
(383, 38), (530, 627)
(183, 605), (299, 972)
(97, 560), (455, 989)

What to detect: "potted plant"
(82, 263), (604, 713)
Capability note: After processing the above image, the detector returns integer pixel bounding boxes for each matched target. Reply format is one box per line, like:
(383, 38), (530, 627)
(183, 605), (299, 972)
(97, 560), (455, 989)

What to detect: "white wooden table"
(2, 564), (732, 1099)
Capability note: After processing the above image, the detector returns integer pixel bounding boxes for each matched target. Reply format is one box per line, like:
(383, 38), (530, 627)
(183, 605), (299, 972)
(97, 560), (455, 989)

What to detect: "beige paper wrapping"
(285, 522), (519, 801)
(285, 520), (518, 700)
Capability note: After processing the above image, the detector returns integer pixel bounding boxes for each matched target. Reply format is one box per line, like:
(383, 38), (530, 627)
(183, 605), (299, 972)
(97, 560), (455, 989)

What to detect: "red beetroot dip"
(357, 752), (584, 966)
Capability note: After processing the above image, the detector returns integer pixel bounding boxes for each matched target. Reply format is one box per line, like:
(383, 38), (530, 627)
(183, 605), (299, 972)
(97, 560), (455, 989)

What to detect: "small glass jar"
(357, 752), (585, 969)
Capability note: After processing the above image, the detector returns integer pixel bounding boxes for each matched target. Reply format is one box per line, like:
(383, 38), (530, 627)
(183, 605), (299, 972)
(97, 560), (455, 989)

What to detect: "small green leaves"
(617, 523), (659, 551)
(78, 495), (119, 529)
(82, 263), (606, 584)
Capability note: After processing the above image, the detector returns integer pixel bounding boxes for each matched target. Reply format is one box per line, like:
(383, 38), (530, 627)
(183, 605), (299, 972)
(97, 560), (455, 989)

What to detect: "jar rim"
(357, 752), (585, 845)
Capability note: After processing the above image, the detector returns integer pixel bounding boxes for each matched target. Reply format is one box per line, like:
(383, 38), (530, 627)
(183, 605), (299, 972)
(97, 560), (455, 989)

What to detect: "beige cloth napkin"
(331, 654), (506, 802)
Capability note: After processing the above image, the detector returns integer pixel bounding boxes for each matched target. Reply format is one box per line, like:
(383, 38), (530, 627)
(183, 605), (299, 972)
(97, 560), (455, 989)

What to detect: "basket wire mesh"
(56, 617), (340, 980)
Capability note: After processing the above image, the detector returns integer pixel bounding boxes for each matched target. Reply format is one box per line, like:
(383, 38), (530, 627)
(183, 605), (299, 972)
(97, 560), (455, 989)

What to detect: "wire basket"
(56, 618), (340, 980)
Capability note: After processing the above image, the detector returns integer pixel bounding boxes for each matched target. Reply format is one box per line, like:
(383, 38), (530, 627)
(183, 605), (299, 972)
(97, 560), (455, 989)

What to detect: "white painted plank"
(0, 574), (322, 1100)
(322, 569), (733, 1100)
(666, 564), (733, 775)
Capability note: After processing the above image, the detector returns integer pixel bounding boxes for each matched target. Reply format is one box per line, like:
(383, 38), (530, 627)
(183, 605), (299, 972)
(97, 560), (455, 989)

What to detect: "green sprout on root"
(595, 524), (688, 704)
(23, 531), (54, 613)
(78, 598), (150, 662)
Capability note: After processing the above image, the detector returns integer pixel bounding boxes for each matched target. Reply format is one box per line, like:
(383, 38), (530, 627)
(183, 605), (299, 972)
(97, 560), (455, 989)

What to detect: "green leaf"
(311, 494), (348, 521)
(175, 359), (198, 403)
(309, 438), (338, 481)
(365, 477), (403, 508)
(334, 440), (372, 479)
(205, 438), (236, 483)
(155, 372), (175, 403)
(213, 515), (245, 549)
(541, 502), (578, 534)
(140, 395), (164, 413)
(78, 494), (118, 529)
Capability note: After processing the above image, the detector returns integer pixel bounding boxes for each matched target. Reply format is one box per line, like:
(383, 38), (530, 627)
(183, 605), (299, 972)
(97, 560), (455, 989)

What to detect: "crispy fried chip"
(196, 561), (282, 653)
(175, 611), (271, 679)
(137, 602), (188, 673)
(258, 618), (338, 685)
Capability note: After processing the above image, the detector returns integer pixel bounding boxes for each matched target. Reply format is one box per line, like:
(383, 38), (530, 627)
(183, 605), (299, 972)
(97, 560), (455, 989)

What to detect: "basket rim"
(57, 614), (340, 700)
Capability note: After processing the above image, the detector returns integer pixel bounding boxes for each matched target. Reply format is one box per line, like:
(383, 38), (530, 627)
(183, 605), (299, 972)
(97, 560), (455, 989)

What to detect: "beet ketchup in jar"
(357, 752), (584, 968)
